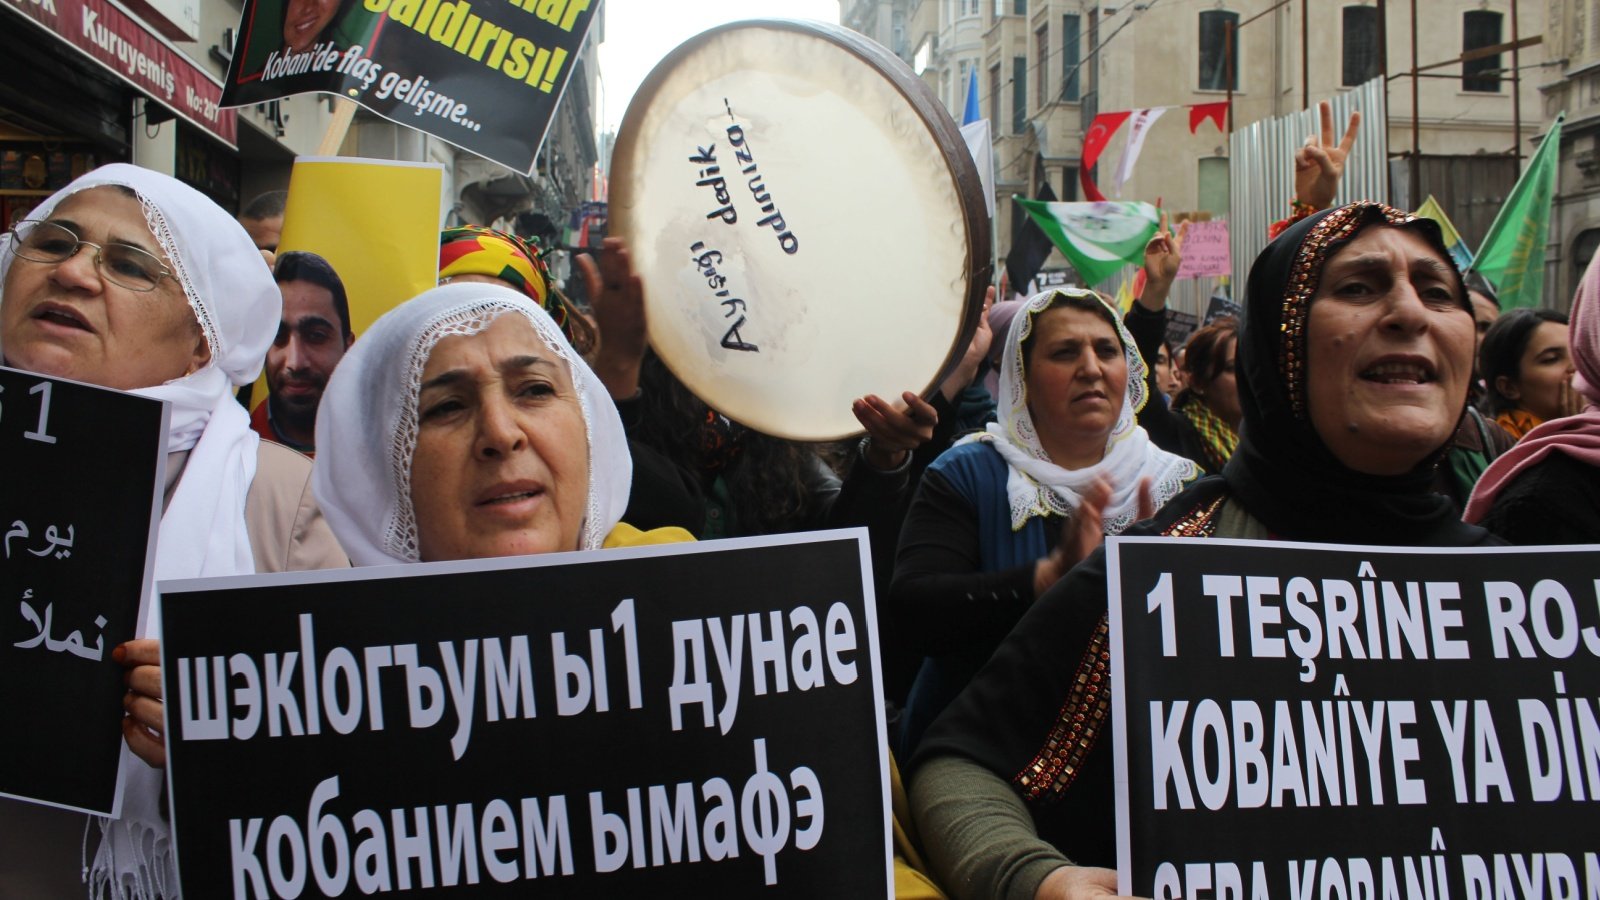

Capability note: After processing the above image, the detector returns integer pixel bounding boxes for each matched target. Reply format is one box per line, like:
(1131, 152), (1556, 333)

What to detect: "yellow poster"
(279, 156), (443, 334)
(245, 157), (442, 409)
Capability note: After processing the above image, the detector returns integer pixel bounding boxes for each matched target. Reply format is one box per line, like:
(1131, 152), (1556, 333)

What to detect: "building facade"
(845, 0), (1547, 289)
(1540, 0), (1600, 309)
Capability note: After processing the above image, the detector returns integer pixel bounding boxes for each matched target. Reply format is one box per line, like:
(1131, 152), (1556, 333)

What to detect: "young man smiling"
(251, 250), (353, 455)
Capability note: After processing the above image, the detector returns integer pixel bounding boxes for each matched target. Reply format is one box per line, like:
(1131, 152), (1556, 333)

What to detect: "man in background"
(239, 189), (288, 267)
(251, 251), (352, 454)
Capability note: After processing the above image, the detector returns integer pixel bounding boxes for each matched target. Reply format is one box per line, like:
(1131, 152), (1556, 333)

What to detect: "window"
(1013, 56), (1027, 133)
(1060, 165), (1079, 201)
(1036, 25), (1049, 109)
(1342, 6), (1380, 86)
(989, 62), (1001, 125)
(1014, 0), (1026, 14)
(1463, 10), (1504, 92)
(1086, 9), (1099, 98)
(1197, 157), (1230, 217)
(1062, 14), (1081, 101)
(1199, 10), (1239, 91)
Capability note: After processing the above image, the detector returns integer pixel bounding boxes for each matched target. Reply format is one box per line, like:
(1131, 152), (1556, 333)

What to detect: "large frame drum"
(611, 19), (991, 441)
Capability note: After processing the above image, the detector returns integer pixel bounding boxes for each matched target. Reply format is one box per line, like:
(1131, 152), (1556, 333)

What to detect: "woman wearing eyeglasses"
(0, 164), (347, 898)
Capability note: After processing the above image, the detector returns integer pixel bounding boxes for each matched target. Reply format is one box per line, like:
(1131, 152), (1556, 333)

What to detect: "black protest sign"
(0, 366), (167, 816)
(1202, 291), (1242, 326)
(160, 531), (891, 898)
(1107, 537), (1600, 899)
(1164, 309), (1198, 353)
(219, 0), (595, 173)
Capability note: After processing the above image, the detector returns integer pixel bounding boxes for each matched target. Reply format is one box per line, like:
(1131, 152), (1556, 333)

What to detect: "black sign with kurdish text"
(1108, 537), (1600, 900)
(0, 365), (167, 816)
(160, 531), (891, 898)
(219, 0), (595, 172)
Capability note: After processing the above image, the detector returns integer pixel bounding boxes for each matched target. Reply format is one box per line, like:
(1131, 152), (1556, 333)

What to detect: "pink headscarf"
(1463, 254), (1600, 522)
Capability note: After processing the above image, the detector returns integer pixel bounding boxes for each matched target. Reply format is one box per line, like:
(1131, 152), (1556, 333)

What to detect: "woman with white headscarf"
(889, 287), (1200, 755)
(0, 164), (346, 897)
(314, 282), (692, 566)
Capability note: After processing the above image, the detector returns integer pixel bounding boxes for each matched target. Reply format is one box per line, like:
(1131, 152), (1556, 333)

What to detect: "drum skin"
(611, 18), (990, 441)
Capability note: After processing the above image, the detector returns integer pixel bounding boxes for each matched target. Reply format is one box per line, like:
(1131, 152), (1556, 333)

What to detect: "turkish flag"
(1079, 110), (1132, 202)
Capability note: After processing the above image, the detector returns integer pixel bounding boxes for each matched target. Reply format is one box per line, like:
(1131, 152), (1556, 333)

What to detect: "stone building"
(843, 0), (1548, 285)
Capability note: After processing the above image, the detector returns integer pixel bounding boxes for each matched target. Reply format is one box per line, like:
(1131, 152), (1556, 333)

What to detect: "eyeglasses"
(6, 219), (175, 293)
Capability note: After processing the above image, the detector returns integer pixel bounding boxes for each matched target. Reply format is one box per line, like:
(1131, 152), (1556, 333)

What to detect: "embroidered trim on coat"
(1012, 494), (1225, 803)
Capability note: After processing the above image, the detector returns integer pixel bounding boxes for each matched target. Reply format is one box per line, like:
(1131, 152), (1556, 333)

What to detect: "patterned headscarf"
(439, 225), (565, 326)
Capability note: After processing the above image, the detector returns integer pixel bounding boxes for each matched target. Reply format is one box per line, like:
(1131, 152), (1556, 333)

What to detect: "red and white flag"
(1079, 110), (1132, 202)
(1113, 107), (1168, 196)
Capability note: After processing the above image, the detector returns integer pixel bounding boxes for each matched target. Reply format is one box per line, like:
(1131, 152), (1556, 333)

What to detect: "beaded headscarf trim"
(1279, 202), (1418, 417)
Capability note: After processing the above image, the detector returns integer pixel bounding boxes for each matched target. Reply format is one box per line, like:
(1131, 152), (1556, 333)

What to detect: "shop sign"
(1, 0), (237, 146)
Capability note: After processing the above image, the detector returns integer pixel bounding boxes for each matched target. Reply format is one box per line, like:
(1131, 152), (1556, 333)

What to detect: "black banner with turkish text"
(219, 0), (595, 172)
(1109, 537), (1600, 900)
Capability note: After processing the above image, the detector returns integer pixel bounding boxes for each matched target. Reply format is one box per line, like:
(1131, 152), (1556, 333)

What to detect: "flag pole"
(317, 97), (359, 156)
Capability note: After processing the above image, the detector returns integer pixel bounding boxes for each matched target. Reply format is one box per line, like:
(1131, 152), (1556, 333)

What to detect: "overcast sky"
(595, 0), (842, 135)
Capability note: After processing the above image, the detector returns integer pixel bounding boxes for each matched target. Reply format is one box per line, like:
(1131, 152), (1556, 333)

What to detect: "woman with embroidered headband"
(0, 165), (347, 898)
(890, 288), (1201, 757)
(907, 202), (1499, 900)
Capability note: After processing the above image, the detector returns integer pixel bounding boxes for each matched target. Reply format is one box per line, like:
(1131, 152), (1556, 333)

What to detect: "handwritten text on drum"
(224, 737), (824, 897)
(684, 105), (800, 256)
(690, 244), (758, 353)
(725, 103), (798, 255)
(174, 599), (861, 755)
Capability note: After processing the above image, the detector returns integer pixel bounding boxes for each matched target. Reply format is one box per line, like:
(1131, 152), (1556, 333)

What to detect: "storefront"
(0, 0), (238, 219)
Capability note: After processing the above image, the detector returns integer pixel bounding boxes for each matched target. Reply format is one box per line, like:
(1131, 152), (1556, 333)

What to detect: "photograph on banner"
(159, 531), (892, 898)
(1106, 537), (1600, 900)
(218, 0), (596, 172)
(0, 367), (168, 816)
(241, 157), (442, 422)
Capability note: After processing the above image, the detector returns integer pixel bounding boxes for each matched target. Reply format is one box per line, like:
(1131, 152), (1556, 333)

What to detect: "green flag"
(1472, 113), (1563, 309)
(1015, 197), (1160, 287)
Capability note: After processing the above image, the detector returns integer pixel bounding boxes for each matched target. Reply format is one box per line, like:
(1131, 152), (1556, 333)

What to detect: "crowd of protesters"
(0, 100), (1595, 900)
